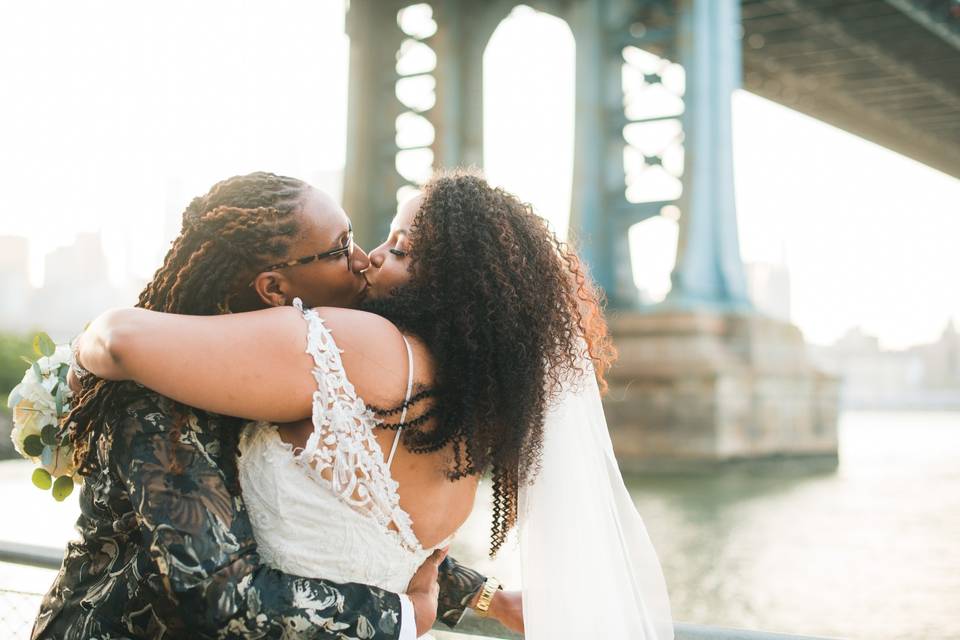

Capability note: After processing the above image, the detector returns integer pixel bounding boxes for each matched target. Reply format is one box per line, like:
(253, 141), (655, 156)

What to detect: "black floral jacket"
(32, 384), (485, 639)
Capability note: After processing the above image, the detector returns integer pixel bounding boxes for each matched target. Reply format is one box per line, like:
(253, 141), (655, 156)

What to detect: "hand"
(406, 546), (448, 636)
(68, 337), (90, 393)
(487, 590), (523, 634)
(67, 365), (84, 394)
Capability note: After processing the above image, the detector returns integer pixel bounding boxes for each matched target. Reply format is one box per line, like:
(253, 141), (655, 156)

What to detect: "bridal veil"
(518, 355), (674, 638)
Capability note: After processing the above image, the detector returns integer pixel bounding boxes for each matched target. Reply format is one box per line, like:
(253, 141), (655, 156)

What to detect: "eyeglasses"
(252, 229), (354, 285)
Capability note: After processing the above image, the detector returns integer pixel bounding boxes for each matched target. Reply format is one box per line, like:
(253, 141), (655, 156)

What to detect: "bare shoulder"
(311, 307), (435, 410)
(310, 307), (403, 356)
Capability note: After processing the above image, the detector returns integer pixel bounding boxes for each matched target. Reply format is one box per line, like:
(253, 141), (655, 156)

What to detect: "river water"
(1, 411), (958, 639)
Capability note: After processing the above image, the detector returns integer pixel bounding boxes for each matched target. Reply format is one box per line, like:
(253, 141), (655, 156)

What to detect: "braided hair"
(62, 172), (308, 484)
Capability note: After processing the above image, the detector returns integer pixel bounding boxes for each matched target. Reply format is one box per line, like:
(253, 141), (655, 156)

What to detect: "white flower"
(14, 364), (41, 389)
(10, 379), (56, 422)
(37, 344), (72, 374)
(9, 404), (42, 458)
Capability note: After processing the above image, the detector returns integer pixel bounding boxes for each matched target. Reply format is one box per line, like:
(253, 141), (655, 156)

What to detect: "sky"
(1, 1), (958, 350)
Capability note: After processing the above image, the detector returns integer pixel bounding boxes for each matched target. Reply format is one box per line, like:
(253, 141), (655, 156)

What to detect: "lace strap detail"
(291, 298), (421, 552)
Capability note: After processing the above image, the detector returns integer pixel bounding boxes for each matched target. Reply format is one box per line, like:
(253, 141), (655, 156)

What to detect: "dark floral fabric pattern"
(31, 384), (485, 639)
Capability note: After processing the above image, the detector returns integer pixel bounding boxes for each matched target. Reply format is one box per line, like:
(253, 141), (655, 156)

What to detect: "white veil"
(518, 354), (674, 639)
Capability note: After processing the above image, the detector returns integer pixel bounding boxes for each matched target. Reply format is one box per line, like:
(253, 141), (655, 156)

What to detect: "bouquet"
(7, 332), (79, 501)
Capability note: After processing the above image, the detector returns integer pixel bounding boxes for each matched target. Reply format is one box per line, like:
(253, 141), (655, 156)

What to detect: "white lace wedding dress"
(237, 300), (452, 597)
(236, 300), (676, 639)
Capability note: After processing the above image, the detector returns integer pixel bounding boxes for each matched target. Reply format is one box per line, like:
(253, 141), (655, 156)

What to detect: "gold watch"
(474, 577), (502, 617)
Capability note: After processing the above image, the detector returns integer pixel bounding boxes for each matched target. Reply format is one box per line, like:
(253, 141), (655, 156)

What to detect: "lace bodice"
(237, 300), (451, 594)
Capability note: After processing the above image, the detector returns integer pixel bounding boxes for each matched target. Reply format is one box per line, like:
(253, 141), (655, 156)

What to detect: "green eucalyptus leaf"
(23, 434), (44, 457)
(31, 361), (42, 381)
(40, 445), (54, 466)
(57, 385), (69, 416)
(55, 388), (63, 416)
(52, 476), (74, 501)
(34, 332), (56, 358)
(41, 424), (58, 446)
(31, 468), (52, 491)
(58, 363), (70, 382)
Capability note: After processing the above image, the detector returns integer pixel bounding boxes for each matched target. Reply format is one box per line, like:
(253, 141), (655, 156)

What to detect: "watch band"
(474, 577), (502, 617)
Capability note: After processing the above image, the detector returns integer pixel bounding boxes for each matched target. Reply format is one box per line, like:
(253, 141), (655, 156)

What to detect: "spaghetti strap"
(386, 335), (415, 469)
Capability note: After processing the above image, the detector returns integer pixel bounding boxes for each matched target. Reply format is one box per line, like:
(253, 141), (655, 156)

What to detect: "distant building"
(746, 261), (791, 322)
(0, 233), (138, 341)
(44, 232), (109, 290)
(908, 320), (960, 390)
(810, 321), (960, 410)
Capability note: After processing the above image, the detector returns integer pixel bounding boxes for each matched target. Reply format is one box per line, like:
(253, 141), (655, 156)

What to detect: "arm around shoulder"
(77, 305), (316, 422)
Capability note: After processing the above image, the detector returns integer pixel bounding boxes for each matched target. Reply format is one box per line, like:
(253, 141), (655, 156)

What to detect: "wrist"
(70, 337), (92, 382)
(408, 592), (436, 636)
(484, 589), (504, 620)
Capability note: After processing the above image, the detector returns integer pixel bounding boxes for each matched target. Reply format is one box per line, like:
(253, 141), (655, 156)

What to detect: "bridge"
(342, 0), (959, 309)
(741, 0), (960, 181)
(338, 0), (955, 468)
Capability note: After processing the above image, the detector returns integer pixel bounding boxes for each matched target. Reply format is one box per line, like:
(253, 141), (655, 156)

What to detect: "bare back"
(277, 307), (478, 549)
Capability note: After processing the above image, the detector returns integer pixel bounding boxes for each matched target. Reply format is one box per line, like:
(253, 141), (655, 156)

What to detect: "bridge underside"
(740, 0), (960, 178)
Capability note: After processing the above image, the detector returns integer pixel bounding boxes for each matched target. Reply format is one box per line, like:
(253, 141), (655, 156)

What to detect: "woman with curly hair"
(36, 172), (491, 640)
(75, 170), (673, 638)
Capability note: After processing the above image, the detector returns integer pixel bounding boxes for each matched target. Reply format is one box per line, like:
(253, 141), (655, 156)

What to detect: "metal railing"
(0, 541), (65, 570)
(0, 541), (839, 640)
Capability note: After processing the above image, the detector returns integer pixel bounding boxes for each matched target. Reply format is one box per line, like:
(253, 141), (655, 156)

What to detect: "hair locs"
(62, 172), (308, 479)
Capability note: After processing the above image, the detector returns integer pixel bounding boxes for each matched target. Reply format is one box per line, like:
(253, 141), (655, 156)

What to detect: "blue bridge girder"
(740, 0), (960, 180)
(342, 0), (960, 311)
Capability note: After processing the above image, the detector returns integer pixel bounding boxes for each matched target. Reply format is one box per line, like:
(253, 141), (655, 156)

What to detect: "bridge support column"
(606, 0), (839, 469)
(667, 0), (749, 311)
(342, 0), (407, 248)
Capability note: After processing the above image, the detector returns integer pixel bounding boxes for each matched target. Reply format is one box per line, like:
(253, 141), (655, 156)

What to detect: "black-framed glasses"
(252, 229), (354, 284)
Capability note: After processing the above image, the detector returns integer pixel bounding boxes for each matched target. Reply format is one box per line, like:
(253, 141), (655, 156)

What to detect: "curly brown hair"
(361, 169), (616, 556)
(62, 172), (308, 483)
